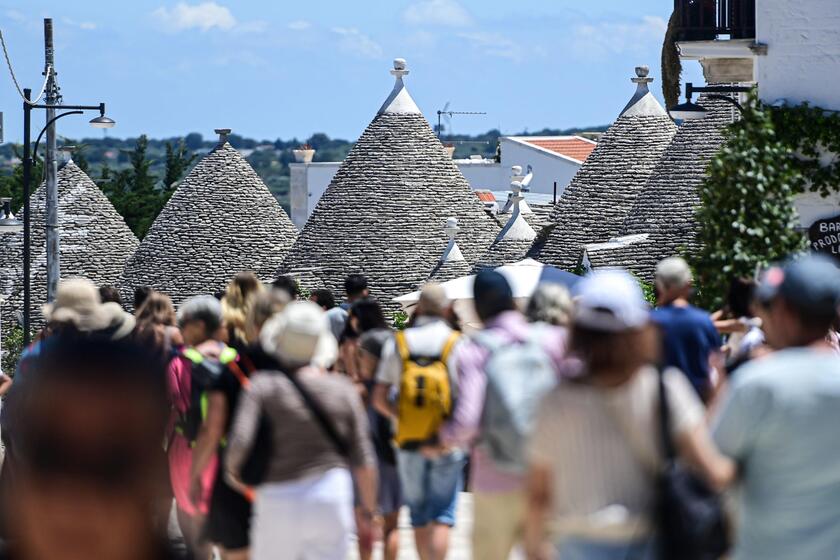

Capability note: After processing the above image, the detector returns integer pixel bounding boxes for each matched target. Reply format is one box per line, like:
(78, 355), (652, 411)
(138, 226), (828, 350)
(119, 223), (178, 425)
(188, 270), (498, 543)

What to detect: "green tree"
(0, 147), (43, 211)
(162, 139), (196, 197)
(689, 95), (807, 309)
(101, 135), (161, 239)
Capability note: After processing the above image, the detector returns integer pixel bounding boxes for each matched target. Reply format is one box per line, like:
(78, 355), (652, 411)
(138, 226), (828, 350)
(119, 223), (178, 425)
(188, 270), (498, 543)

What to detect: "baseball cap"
(756, 254), (840, 317)
(573, 269), (650, 332)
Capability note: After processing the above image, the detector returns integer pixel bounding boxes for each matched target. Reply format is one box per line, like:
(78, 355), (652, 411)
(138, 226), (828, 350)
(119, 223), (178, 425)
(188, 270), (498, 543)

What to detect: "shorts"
(203, 466), (251, 550)
(397, 448), (465, 528)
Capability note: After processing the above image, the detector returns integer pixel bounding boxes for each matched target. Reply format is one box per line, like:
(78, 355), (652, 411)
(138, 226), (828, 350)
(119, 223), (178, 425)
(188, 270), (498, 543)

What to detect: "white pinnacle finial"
(379, 57), (420, 114)
(440, 217), (465, 263)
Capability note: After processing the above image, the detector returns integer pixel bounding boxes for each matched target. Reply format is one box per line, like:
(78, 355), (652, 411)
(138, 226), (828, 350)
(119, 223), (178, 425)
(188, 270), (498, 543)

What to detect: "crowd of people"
(0, 252), (839, 560)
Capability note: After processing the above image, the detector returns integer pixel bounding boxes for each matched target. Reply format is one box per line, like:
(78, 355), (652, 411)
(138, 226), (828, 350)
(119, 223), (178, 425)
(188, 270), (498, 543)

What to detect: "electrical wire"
(0, 28), (51, 105)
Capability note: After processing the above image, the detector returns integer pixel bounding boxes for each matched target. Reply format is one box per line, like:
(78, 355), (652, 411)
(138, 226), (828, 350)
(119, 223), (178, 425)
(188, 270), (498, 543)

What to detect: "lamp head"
(669, 100), (708, 121)
(89, 114), (116, 129)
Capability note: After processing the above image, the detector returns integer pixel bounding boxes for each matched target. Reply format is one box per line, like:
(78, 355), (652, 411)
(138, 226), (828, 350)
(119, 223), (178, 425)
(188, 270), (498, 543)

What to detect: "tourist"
(311, 288), (348, 341)
(134, 285), (153, 312)
(99, 285), (125, 308)
(342, 273), (370, 310)
(525, 282), (573, 327)
(339, 297), (389, 381)
(188, 287), (286, 560)
(526, 270), (734, 560)
(353, 303), (401, 560)
(225, 301), (378, 560)
(270, 275), (299, 301)
(221, 271), (265, 350)
(441, 271), (564, 560)
(713, 277), (765, 373)
(651, 256), (722, 402)
(373, 283), (465, 560)
(167, 295), (228, 560)
(712, 255), (840, 560)
(1, 333), (174, 560)
(134, 291), (184, 357)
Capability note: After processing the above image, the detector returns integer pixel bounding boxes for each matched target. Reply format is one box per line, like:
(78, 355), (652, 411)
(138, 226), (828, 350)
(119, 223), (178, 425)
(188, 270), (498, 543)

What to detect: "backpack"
(176, 345), (238, 444)
(394, 330), (460, 449)
(475, 329), (557, 473)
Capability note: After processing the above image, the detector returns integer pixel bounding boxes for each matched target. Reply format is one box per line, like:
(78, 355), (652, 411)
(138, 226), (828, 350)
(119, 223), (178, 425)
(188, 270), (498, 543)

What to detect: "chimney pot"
(390, 58), (409, 78)
(215, 128), (232, 143)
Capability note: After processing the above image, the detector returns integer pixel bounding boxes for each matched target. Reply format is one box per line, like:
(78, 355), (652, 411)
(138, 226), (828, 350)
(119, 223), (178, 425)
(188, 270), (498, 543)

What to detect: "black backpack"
(176, 346), (237, 443)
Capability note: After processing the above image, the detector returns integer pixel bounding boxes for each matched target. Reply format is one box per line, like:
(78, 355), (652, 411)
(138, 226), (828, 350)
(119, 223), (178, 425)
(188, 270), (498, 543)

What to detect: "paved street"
(347, 493), (525, 560)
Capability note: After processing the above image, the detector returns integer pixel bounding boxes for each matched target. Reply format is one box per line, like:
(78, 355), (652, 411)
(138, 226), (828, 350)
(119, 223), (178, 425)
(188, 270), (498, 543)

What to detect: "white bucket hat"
(260, 301), (338, 369)
(42, 278), (111, 331)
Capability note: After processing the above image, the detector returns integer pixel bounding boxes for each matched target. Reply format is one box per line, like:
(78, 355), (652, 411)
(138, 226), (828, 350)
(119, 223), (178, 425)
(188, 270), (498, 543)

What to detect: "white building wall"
(498, 138), (581, 197)
(755, 0), (840, 111)
(289, 162), (341, 229)
(455, 159), (507, 191)
(754, 0), (840, 225)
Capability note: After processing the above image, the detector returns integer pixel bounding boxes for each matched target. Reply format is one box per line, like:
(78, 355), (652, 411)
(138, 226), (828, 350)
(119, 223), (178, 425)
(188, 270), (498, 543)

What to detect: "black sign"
(809, 214), (840, 257)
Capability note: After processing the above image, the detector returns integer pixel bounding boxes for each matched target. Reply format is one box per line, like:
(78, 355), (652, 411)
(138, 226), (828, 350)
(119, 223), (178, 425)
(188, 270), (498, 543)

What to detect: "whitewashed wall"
(756, 0), (840, 110)
(498, 138), (582, 197)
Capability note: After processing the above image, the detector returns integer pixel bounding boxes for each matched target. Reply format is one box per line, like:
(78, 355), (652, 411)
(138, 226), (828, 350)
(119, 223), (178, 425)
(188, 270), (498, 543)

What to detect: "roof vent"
(215, 128), (232, 144)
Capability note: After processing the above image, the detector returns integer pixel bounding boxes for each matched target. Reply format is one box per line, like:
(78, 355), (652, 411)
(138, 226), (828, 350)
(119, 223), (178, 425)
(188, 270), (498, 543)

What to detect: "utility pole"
(44, 18), (61, 303)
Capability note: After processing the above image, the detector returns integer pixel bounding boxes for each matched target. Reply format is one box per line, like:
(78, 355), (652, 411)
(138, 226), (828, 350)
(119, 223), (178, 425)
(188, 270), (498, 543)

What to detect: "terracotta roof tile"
(522, 137), (597, 163)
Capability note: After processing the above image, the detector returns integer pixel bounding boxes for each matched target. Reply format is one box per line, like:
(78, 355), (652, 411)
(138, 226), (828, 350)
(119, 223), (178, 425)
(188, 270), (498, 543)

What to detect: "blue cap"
(756, 254), (840, 317)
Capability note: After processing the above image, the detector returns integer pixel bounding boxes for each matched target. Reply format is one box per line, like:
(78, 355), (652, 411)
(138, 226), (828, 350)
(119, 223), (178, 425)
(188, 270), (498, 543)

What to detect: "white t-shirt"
(529, 366), (704, 540)
(375, 317), (461, 388)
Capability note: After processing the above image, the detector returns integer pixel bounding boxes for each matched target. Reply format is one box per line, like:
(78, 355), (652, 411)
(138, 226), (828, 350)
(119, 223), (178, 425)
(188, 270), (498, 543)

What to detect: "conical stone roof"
(278, 59), (499, 311)
(610, 93), (735, 280)
(535, 66), (678, 271)
(120, 134), (297, 306)
(0, 161), (139, 329)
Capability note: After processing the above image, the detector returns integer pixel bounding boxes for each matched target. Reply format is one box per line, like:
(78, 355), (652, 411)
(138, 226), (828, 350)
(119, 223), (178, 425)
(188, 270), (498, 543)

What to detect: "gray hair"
(655, 256), (693, 290)
(178, 295), (223, 335)
(526, 283), (572, 326)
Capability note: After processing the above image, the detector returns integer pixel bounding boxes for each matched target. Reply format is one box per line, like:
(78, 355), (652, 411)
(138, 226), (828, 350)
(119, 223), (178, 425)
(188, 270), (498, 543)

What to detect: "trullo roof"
(278, 59), (499, 310)
(534, 66), (678, 271)
(0, 161), (139, 328)
(120, 132), (297, 305)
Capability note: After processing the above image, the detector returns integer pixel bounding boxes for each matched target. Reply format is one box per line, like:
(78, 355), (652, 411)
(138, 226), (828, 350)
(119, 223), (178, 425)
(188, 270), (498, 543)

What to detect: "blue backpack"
(475, 329), (558, 474)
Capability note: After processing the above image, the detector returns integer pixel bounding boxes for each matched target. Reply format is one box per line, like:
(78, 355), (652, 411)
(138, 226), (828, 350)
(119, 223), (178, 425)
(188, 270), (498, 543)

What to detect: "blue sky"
(0, 0), (702, 143)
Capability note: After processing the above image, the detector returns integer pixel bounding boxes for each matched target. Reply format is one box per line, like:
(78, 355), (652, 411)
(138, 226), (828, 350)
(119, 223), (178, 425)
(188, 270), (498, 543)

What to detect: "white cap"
(260, 301), (338, 369)
(573, 269), (649, 332)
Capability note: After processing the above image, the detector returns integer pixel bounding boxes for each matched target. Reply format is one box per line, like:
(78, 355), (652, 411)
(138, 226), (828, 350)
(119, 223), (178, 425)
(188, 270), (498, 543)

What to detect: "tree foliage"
(690, 94), (807, 309)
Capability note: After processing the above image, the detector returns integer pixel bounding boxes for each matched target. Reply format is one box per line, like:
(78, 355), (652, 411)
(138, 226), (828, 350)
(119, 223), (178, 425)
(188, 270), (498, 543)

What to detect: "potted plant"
(443, 143), (456, 159)
(293, 143), (315, 163)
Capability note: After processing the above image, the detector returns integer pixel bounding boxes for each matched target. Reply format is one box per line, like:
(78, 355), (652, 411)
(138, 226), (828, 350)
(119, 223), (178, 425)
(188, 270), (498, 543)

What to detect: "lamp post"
(21, 87), (115, 345)
(669, 82), (754, 121)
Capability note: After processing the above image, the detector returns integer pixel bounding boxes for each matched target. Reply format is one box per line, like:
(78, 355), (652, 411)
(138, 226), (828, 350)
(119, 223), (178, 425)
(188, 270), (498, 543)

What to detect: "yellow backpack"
(394, 330), (460, 449)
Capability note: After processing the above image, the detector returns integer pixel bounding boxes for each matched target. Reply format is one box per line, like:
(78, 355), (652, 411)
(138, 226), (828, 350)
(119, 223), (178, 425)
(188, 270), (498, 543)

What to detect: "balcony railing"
(674, 0), (755, 41)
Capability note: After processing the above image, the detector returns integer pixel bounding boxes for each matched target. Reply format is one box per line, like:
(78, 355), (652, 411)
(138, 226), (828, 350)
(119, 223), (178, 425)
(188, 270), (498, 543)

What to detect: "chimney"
(215, 128), (232, 145)
(440, 217), (465, 263)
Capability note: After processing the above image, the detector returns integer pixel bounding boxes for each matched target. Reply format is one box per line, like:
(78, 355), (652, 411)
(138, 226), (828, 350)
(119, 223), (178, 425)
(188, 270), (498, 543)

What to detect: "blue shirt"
(651, 304), (720, 397)
(712, 348), (840, 560)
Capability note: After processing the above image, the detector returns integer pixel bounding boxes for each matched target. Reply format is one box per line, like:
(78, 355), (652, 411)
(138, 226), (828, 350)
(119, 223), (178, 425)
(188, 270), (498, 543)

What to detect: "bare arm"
(372, 383), (396, 420)
(677, 424), (737, 491)
(0, 374), (12, 397)
(524, 464), (554, 560)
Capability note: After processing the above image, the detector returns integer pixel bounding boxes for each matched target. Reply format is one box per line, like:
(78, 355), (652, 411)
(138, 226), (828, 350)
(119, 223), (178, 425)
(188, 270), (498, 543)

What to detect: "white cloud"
(6, 10), (24, 22)
(458, 31), (523, 61)
(331, 27), (383, 59)
(403, 0), (472, 27)
(572, 16), (668, 58)
(152, 2), (237, 32)
(79, 21), (97, 30)
(62, 17), (97, 30)
(287, 20), (311, 31)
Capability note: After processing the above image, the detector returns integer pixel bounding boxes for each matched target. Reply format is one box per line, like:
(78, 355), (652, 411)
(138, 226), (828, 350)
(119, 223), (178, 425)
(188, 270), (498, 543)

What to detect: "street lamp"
(669, 82), (754, 121)
(21, 88), (115, 345)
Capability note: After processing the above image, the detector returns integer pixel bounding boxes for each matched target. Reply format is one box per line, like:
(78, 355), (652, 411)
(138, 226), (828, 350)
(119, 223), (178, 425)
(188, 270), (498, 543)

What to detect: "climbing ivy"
(690, 93), (810, 309)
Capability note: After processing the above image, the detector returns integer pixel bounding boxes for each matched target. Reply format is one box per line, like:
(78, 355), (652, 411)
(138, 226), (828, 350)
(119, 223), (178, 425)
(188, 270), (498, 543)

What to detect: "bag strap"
(440, 332), (461, 363)
(395, 330), (411, 364)
(280, 369), (351, 459)
(228, 359), (250, 389)
(657, 365), (677, 461)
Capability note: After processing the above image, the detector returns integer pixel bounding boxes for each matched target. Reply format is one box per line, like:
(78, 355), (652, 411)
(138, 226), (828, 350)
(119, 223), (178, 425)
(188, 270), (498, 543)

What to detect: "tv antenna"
(436, 101), (486, 138)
